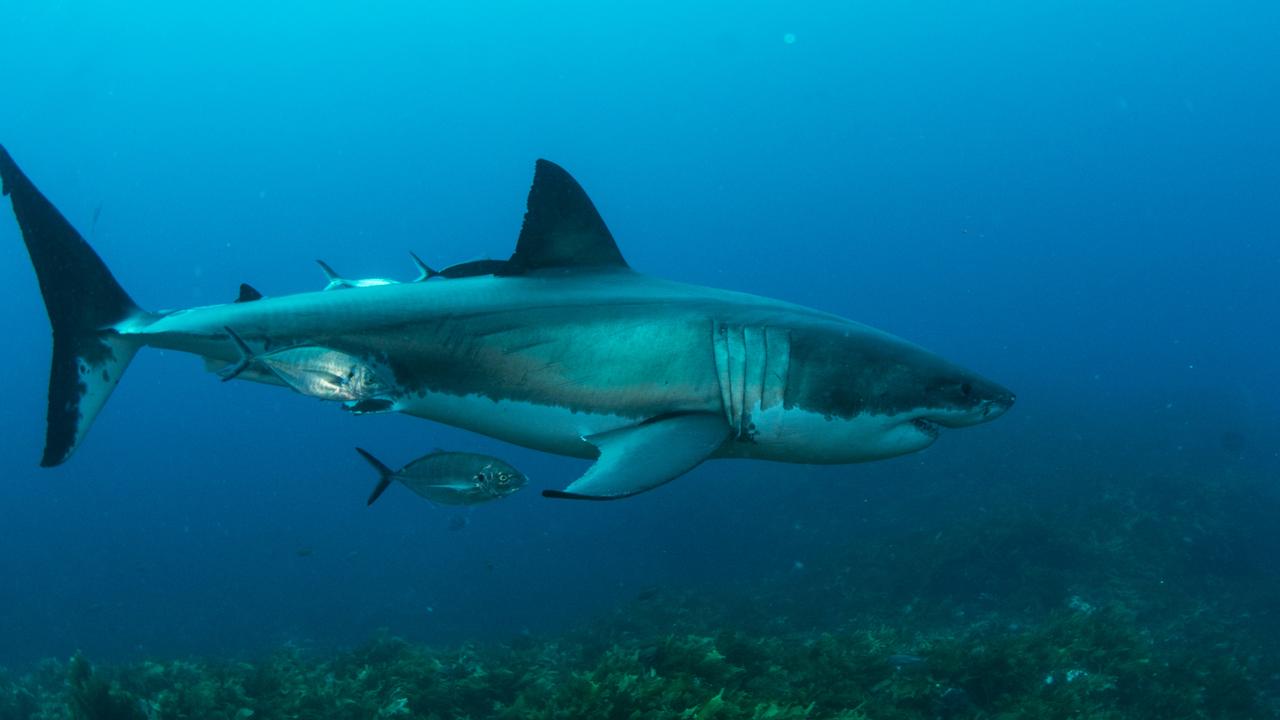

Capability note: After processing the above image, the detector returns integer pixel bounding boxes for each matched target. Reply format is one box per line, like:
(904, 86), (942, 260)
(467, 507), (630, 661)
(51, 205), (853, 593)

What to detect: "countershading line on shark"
(1, 145), (1014, 499)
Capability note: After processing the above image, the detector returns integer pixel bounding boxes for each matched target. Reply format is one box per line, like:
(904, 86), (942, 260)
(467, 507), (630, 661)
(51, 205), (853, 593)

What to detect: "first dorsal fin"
(504, 159), (628, 274)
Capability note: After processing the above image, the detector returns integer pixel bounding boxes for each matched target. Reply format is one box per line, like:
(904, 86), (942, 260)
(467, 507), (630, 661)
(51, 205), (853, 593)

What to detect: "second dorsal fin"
(505, 160), (628, 274)
(236, 283), (263, 303)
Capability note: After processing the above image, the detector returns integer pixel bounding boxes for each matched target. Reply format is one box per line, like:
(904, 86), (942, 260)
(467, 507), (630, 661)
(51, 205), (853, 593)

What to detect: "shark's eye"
(961, 382), (973, 397)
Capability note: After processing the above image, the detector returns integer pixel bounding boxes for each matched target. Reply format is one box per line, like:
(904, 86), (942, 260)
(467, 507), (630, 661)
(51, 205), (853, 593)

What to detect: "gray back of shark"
(1, 145), (1015, 501)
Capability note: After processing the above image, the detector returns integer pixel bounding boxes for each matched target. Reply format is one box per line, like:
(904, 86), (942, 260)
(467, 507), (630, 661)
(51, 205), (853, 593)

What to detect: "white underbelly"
(396, 391), (636, 458)
(729, 405), (936, 464)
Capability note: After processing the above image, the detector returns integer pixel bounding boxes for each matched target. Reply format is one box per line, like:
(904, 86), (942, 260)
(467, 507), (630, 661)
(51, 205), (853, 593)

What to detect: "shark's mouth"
(911, 418), (941, 439)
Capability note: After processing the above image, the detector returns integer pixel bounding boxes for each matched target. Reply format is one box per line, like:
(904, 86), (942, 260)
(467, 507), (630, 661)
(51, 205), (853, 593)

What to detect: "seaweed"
(4, 466), (1278, 718)
(67, 653), (144, 720)
(0, 667), (40, 720)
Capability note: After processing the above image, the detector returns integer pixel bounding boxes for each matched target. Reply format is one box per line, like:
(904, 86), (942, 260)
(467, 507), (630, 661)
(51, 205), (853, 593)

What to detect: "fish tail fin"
(1, 145), (154, 467)
(316, 258), (350, 290)
(218, 326), (255, 382)
(316, 259), (340, 280)
(356, 447), (396, 505)
(409, 251), (438, 282)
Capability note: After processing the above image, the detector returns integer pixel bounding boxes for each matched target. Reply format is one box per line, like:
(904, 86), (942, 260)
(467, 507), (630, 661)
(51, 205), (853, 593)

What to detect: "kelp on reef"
(0, 612), (1271, 720)
(2, 468), (1279, 719)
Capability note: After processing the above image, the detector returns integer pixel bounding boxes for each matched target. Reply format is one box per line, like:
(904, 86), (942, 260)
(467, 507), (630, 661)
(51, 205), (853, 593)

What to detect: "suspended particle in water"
(783, 33), (797, 44)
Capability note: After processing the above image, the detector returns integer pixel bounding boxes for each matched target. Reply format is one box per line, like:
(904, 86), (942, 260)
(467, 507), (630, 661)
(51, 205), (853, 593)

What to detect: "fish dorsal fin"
(506, 159), (628, 274)
(236, 283), (263, 303)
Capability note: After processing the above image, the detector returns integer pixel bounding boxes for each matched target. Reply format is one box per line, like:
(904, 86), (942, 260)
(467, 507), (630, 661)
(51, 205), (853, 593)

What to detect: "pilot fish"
(316, 259), (399, 290)
(219, 328), (392, 407)
(357, 447), (527, 506)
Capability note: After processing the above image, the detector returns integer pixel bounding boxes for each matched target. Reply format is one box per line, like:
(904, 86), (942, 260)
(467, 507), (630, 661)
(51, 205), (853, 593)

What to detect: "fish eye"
(961, 382), (973, 397)
(474, 472), (485, 482)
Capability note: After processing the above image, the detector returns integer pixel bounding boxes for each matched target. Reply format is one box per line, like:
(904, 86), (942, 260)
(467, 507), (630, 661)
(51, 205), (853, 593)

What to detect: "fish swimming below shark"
(0, 144), (1015, 500)
(358, 447), (527, 506)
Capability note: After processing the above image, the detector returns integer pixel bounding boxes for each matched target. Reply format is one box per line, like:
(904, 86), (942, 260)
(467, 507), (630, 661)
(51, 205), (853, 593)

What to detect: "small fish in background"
(357, 447), (527, 506)
(89, 201), (103, 237)
(1219, 430), (1247, 459)
(316, 259), (399, 290)
(887, 653), (928, 672)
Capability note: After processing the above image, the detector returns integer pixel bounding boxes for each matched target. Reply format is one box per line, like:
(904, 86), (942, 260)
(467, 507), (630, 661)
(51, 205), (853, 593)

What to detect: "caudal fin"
(315, 259), (351, 290)
(0, 145), (149, 466)
(355, 447), (396, 505)
(408, 251), (438, 282)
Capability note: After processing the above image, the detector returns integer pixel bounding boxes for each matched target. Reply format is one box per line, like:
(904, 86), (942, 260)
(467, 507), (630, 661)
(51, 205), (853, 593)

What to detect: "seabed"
(3, 469), (1277, 720)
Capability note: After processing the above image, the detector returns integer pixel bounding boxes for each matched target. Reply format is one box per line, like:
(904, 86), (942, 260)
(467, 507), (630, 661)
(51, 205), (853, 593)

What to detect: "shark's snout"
(983, 388), (1016, 421)
(919, 379), (1015, 430)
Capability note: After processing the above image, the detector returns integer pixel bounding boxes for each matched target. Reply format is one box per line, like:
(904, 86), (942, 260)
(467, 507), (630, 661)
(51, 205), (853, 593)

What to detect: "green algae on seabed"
(0, 609), (1271, 720)
(2, 468), (1278, 719)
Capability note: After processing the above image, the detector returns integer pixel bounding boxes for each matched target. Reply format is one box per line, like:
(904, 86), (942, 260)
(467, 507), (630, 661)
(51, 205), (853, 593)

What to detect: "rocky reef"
(2, 468), (1277, 719)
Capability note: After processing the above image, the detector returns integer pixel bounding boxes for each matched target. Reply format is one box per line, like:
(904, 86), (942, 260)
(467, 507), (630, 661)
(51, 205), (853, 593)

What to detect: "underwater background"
(1, 1), (1278, 717)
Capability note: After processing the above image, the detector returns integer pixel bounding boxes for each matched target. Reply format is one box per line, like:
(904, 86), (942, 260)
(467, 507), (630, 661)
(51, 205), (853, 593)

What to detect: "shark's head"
(775, 323), (1015, 462)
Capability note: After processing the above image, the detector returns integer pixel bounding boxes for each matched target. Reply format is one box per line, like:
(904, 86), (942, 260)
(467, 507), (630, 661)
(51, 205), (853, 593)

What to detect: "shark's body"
(1, 146), (1014, 499)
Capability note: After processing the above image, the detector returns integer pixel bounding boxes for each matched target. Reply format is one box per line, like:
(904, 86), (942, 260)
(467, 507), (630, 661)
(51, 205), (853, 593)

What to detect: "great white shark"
(0, 145), (1014, 500)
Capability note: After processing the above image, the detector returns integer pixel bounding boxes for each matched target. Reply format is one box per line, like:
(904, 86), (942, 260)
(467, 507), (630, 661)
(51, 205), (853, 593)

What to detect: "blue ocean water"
(0, 0), (1276, 676)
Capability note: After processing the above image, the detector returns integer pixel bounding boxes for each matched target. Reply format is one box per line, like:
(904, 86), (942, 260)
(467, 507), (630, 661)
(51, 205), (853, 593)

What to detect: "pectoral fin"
(343, 398), (395, 414)
(542, 413), (729, 500)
